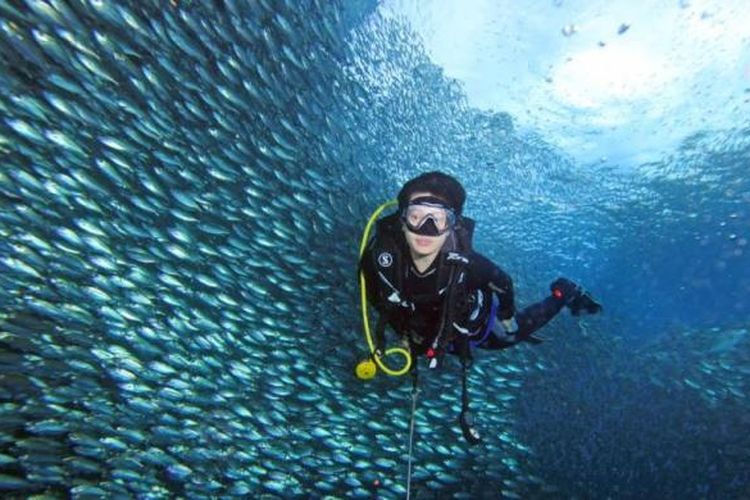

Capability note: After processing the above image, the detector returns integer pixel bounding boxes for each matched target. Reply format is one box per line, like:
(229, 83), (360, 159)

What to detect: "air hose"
(357, 199), (412, 377)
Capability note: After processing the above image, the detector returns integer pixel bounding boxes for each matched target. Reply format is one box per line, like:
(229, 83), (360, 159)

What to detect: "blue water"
(0, 1), (748, 498)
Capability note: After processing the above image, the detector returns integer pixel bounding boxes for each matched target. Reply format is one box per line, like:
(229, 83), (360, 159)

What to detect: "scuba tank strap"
(457, 337), (482, 445)
(457, 333), (473, 369)
(428, 263), (458, 368)
(429, 252), (469, 368)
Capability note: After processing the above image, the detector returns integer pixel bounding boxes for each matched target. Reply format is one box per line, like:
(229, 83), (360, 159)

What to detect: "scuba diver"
(358, 171), (601, 444)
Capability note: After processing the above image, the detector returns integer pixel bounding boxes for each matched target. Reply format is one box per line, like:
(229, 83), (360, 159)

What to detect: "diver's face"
(402, 191), (451, 259)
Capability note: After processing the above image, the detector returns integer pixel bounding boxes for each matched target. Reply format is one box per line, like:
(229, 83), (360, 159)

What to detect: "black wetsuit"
(361, 246), (565, 354)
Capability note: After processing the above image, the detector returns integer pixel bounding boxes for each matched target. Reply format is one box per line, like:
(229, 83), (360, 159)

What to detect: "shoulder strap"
(428, 250), (471, 361)
(456, 216), (475, 252)
(436, 215), (475, 254)
(368, 212), (410, 312)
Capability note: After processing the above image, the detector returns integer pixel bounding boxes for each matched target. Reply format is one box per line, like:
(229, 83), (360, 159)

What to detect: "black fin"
(568, 290), (603, 316)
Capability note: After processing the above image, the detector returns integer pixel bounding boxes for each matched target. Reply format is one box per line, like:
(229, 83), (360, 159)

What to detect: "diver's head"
(397, 171), (465, 215)
(397, 172), (465, 260)
(401, 192), (453, 258)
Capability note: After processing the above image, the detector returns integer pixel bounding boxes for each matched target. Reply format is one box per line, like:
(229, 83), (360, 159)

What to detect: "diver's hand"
(501, 316), (519, 335)
(495, 315), (519, 343)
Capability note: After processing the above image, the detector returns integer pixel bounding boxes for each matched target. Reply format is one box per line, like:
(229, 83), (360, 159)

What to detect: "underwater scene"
(0, 0), (748, 498)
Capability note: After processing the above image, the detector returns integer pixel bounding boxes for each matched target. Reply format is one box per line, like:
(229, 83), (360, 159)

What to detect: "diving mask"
(401, 196), (456, 236)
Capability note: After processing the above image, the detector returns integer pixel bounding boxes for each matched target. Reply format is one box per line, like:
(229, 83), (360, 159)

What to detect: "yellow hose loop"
(359, 199), (412, 376)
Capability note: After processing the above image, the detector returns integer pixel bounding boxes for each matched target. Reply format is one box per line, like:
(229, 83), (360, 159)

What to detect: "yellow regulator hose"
(357, 199), (412, 377)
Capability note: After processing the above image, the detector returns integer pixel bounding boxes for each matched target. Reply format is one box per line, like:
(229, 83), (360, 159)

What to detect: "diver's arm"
(487, 269), (515, 319)
(469, 252), (518, 332)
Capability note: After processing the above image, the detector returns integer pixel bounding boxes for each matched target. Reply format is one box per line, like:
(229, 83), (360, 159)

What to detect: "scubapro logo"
(378, 252), (393, 268)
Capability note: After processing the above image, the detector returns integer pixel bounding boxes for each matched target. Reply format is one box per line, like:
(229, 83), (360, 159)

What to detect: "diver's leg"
(514, 296), (564, 339)
(481, 297), (561, 349)
(482, 278), (601, 349)
(515, 277), (601, 337)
